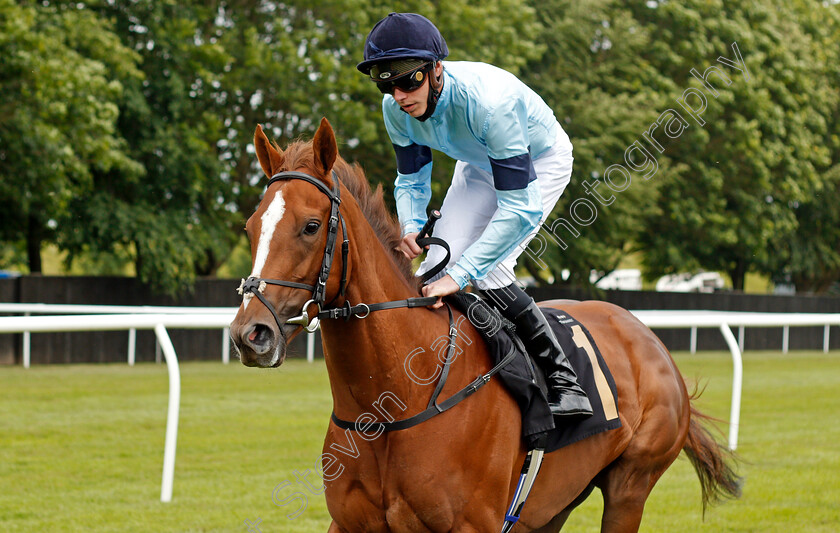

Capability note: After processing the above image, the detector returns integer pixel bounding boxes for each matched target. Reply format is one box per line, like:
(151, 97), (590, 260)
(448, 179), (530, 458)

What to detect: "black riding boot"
(513, 301), (593, 418)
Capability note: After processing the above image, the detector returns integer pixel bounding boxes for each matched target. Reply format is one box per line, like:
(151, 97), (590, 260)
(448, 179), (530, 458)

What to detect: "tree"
(633, 0), (831, 290)
(519, 0), (680, 285)
(84, 0), (545, 289)
(0, 0), (142, 273)
(51, 0), (240, 294)
(782, 165), (840, 293)
(1, 0), (543, 293)
(769, 1), (840, 293)
(182, 0), (545, 217)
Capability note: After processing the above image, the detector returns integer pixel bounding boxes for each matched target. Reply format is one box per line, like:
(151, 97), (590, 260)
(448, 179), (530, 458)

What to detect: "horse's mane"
(279, 140), (421, 291)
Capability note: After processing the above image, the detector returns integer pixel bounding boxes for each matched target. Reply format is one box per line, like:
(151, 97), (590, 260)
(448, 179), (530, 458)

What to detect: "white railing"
(638, 309), (839, 354)
(630, 310), (840, 450)
(0, 313), (234, 503)
(1, 307), (837, 501)
(0, 303), (317, 366)
(0, 303), (237, 367)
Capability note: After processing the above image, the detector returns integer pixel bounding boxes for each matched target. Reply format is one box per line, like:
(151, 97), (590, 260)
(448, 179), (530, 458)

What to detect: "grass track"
(1, 351), (838, 532)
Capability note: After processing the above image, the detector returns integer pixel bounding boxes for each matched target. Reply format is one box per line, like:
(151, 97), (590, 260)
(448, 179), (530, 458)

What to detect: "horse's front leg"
(328, 520), (348, 533)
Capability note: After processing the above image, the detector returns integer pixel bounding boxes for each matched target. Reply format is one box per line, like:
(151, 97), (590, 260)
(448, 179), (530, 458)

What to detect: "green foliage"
(0, 0), (543, 294)
(80, 0), (540, 293)
(517, 0), (840, 292)
(1, 0), (839, 293)
(770, 1), (840, 293)
(55, 0), (240, 294)
(521, 0), (680, 284)
(633, 0), (836, 290)
(0, 0), (142, 272)
(162, 0), (544, 216)
(782, 164), (840, 293)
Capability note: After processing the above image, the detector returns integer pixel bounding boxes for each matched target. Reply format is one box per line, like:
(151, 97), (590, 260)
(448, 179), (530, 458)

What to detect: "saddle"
(446, 292), (621, 453)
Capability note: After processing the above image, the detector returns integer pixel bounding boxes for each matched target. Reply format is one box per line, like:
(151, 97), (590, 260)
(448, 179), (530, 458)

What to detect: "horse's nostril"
(249, 324), (273, 347)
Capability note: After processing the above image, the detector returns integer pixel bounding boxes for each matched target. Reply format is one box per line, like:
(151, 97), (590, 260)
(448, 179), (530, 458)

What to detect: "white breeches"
(417, 137), (573, 290)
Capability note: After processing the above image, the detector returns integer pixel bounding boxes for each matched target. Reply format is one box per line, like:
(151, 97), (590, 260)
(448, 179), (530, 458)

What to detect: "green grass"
(1, 351), (838, 532)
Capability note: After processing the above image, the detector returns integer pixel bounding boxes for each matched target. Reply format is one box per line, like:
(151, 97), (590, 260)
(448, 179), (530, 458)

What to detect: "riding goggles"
(370, 60), (432, 95)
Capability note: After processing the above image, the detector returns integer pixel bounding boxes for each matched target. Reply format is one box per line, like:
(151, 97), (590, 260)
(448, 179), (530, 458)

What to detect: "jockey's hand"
(397, 232), (424, 260)
(422, 275), (461, 309)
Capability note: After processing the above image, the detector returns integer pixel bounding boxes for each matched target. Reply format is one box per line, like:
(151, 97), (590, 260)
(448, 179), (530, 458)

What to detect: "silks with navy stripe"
(393, 143), (433, 175)
(489, 152), (538, 190)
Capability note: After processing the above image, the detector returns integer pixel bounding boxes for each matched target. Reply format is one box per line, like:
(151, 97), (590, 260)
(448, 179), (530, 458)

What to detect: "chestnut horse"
(230, 118), (740, 532)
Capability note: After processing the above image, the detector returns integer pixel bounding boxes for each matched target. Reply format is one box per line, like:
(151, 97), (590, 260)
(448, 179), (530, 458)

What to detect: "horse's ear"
(312, 117), (337, 178)
(254, 124), (284, 178)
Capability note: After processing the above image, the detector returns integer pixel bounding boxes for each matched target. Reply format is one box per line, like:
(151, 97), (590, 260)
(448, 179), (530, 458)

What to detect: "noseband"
(237, 170), (349, 333)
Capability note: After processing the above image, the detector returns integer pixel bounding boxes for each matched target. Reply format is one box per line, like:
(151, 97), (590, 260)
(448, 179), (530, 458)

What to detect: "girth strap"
(330, 347), (518, 432)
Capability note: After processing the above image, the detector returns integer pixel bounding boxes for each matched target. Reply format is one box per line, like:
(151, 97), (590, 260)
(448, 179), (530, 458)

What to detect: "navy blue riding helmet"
(357, 13), (449, 74)
(357, 13), (449, 121)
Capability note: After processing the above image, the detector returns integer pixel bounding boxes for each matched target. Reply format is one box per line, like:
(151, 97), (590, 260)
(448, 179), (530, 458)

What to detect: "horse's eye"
(303, 221), (321, 235)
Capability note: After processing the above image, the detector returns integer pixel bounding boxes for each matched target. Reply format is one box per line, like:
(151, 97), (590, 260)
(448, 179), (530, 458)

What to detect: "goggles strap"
(416, 65), (443, 122)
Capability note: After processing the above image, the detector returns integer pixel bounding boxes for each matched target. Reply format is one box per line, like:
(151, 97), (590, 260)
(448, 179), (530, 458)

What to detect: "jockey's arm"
(393, 143), (433, 235)
(447, 98), (543, 289)
(447, 160), (543, 289)
(383, 96), (434, 236)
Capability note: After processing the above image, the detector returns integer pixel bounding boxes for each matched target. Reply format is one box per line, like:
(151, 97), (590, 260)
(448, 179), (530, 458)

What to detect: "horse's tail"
(683, 396), (743, 513)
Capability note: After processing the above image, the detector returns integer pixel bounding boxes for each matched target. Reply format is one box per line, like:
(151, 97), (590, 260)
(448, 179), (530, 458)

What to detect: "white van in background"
(655, 272), (725, 293)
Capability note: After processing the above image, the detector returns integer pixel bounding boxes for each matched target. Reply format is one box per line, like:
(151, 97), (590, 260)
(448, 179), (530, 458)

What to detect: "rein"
(238, 168), (517, 433)
(331, 303), (520, 433)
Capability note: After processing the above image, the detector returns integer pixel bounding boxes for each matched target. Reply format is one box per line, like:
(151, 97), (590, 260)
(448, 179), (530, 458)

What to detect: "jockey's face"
(392, 62), (443, 118)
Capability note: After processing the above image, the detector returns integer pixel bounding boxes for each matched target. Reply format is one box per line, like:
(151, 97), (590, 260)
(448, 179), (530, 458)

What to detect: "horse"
(229, 118), (740, 532)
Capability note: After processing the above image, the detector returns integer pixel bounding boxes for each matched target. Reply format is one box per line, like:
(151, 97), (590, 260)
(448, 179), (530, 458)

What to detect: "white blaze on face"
(244, 190), (286, 309)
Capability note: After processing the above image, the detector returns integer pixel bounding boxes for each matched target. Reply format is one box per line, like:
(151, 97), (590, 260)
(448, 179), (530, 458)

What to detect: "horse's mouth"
(239, 341), (287, 368)
(265, 325), (300, 367)
(265, 344), (288, 368)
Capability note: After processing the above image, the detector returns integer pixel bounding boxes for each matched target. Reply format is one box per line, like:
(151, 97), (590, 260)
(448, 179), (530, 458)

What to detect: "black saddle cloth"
(447, 293), (621, 453)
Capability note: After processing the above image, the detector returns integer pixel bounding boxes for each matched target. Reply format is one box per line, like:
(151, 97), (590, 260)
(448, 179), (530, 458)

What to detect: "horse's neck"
(319, 209), (449, 418)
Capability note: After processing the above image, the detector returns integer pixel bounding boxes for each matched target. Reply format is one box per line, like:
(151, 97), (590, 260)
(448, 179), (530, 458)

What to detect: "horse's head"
(230, 118), (345, 367)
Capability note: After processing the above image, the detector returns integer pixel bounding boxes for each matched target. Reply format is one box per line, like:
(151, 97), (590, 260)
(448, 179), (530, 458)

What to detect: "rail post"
(154, 324), (181, 503)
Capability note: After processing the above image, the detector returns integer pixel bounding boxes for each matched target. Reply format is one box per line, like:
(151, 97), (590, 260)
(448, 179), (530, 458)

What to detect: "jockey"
(358, 13), (591, 418)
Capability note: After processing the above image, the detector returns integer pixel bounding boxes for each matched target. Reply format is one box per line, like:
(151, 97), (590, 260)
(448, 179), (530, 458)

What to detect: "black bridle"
(237, 170), (349, 333)
(237, 169), (441, 331)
